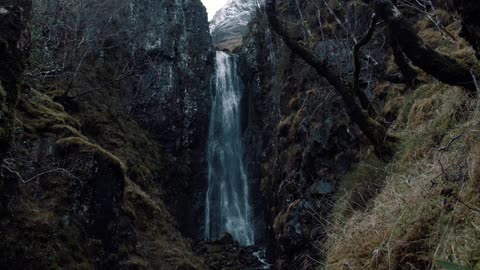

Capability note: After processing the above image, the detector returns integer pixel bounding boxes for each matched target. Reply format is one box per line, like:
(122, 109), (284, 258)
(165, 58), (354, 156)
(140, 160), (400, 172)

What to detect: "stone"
(311, 181), (334, 196)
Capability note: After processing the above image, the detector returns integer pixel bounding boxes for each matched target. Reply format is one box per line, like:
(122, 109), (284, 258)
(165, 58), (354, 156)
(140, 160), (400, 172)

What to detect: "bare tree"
(266, 0), (479, 158)
(266, 0), (397, 159)
(373, 0), (478, 93)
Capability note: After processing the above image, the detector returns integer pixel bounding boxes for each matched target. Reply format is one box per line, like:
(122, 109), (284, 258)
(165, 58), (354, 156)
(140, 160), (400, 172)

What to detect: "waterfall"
(204, 51), (254, 246)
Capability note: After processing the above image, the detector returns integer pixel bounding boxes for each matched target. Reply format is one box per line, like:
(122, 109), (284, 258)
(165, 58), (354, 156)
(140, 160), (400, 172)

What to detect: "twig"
(1, 161), (76, 184)
(353, 14), (378, 92)
(437, 158), (450, 181)
(353, 13), (380, 114)
(455, 195), (480, 213)
(471, 68), (480, 96)
(438, 134), (463, 152)
(23, 168), (74, 183)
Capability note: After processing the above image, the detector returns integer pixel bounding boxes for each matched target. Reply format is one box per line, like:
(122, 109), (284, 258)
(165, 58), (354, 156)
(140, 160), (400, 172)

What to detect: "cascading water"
(204, 51), (254, 246)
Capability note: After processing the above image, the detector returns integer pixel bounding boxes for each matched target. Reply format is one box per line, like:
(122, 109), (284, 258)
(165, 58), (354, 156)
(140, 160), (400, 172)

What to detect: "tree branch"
(390, 36), (418, 87)
(374, 0), (478, 94)
(266, 0), (397, 159)
(353, 14), (378, 93)
(352, 13), (379, 114)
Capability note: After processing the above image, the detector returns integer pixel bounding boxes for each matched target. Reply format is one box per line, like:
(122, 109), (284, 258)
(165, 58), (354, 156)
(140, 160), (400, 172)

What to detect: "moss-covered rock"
(17, 88), (82, 137)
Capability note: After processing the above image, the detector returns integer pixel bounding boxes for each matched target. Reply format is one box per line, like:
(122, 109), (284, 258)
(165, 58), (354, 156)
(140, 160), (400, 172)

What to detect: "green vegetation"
(17, 88), (82, 138)
(434, 260), (474, 270)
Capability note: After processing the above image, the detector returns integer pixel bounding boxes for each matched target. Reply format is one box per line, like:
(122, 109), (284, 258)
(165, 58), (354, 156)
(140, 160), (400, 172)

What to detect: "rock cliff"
(2, 0), (480, 269)
(0, 0), (213, 268)
(238, 8), (363, 268)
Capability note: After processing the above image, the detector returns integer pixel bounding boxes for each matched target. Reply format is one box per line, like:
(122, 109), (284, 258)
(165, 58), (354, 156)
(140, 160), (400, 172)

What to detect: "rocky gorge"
(1, 0), (480, 269)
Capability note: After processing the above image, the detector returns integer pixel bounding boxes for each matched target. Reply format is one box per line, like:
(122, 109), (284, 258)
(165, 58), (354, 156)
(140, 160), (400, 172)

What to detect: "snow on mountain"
(210, 0), (262, 51)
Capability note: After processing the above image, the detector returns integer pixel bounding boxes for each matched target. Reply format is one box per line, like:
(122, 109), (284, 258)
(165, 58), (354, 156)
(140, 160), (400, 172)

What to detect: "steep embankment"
(326, 9), (480, 269)
(0, 0), (212, 269)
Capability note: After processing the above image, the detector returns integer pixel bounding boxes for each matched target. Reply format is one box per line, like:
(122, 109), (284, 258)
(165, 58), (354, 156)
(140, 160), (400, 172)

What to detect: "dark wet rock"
(311, 181), (334, 196)
(0, 1), (31, 158)
(273, 200), (310, 252)
(127, 0), (214, 239)
(238, 5), (365, 269)
(194, 239), (264, 270)
(56, 137), (126, 269)
(0, 0), (212, 268)
(216, 233), (237, 245)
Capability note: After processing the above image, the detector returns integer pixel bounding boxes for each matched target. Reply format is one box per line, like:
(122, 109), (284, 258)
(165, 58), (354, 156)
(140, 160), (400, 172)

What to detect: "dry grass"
(416, 12), (478, 69)
(324, 79), (480, 269)
(398, 84), (467, 163)
(56, 136), (127, 174)
(124, 179), (208, 270)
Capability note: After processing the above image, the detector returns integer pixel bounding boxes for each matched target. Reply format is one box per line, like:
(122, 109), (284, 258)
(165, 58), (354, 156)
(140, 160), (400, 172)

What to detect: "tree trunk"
(374, 0), (478, 94)
(455, 0), (480, 58)
(390, 36), (418, 87)
(266, 0), (397, 159)
(353, 14), (380, 115)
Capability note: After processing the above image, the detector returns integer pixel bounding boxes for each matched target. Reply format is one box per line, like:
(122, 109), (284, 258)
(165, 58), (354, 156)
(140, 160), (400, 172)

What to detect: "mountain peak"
(210, 0), (262, 51)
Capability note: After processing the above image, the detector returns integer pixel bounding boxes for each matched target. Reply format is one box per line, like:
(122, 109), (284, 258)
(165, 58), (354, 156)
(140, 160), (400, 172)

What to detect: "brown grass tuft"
(325, 83), (480, 270)
(56, 136), (127, 174)
(469, 141), (480, 194)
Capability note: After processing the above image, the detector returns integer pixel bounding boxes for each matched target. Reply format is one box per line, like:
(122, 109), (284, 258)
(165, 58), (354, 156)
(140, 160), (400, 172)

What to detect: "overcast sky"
(201, 0), (229, 20)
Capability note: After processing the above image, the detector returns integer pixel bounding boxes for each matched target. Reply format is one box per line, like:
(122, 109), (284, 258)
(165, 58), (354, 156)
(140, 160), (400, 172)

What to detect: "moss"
(56, 136), (127, 175)
(17, 89), (81, 139)
(416, 13), (479, 69)
(124, 179), (163, 216)
(92, 119), (163, 183)
(118, 256), (149, 269)
(50, 124), (88, 140)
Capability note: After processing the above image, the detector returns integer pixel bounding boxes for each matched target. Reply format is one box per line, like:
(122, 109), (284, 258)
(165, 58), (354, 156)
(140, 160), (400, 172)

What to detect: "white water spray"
(204, 51), (254, 246)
